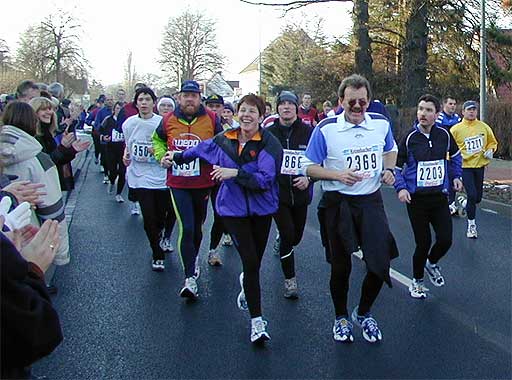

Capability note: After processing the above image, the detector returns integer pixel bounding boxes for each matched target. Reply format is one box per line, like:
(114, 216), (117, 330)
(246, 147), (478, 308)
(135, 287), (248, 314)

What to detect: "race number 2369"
(342, 145), (381, 178)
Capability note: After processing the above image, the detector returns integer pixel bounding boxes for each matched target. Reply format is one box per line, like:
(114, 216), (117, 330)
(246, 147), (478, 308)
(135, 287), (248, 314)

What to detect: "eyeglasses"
(348, 99), (367, 108)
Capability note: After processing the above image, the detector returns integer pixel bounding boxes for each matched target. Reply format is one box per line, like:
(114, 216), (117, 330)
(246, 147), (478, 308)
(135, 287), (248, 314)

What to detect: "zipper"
(237, 139), (251, 216)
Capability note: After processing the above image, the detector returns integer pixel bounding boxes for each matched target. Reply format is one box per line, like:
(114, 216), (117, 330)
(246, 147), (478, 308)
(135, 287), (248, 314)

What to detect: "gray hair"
(337, 74), (372, 101)
(48, 82), (64, 98)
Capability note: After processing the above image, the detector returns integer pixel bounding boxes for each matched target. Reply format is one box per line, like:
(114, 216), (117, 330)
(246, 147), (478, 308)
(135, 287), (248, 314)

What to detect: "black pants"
(171, 188), (210, 278)
(209, 185), (228, 250)
(105, 143), (126, 195)
(462, 167), (485, 220)
(407, 193), (452, 280)
(92, 132), (101, 160)
(330, 251), (384, 317)
(273, 203), (308, 279)
(134, 188), (171, 261)
(223, 215), (272, 318)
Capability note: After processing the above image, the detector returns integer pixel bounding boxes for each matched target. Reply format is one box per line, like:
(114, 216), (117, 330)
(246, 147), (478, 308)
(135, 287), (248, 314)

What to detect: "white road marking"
(481, 208), (498, 214)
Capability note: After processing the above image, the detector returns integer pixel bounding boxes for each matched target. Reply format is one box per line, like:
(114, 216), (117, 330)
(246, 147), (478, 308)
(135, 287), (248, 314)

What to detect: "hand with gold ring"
(20, 220), (60, 273)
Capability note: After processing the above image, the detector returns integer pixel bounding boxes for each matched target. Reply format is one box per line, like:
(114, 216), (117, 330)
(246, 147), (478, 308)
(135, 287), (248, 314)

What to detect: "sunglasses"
(348, 99), (367, 108)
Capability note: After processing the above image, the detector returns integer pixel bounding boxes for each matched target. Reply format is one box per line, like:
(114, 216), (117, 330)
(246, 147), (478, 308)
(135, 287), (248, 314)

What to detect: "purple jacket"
(173, 127), (283, 217)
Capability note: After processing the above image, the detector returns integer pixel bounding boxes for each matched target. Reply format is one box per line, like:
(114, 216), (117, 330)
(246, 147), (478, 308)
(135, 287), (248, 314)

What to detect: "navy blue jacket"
(394, 123), (462, 195)
(436, 111), (461, 131)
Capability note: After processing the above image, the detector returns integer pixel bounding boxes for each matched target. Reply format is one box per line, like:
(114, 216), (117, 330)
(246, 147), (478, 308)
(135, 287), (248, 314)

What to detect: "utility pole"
(480, 0), (487, 122)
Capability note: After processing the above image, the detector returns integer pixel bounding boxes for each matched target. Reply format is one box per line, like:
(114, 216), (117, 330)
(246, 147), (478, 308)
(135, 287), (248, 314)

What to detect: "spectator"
(318, 100), (333, 120)
(298, 92), (319, 127)
(16, 80), (40, 103)
(0, 101), (70, 292)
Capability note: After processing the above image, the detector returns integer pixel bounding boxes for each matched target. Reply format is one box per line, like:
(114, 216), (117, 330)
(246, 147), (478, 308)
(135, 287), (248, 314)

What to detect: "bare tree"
(15, 10), (88, 86)
(159, 10), (224, 86)
(0, 38), (10, 71)
(124, 51), (138, 93)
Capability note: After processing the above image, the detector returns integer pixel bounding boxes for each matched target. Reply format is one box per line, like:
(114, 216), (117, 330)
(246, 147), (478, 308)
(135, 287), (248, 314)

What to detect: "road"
(34, 152), (511, 379)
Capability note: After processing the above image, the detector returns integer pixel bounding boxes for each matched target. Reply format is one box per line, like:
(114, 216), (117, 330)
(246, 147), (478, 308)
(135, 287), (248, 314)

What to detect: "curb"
(64, 143), (93, 228)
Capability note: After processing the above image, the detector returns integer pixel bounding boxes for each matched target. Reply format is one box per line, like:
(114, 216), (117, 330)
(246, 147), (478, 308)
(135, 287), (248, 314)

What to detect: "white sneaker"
(237, 272), (248, 311)
(107, 183), (114, 194)
(449, 202), (457, 216)
(159, 237), (174, 252)
(222, 234), (233, 246)
(424, 260), (445, 287)
(115, 194), (125, 203)
(180, 277), (198, 299)
(152, 259), (165, 272)
(250, 319), (270, 343)
(130, 202), (140, 215)
(466, 224), (478, 239)
(208, 249), (222, 266)
(102, 175), (109, 184)
(284, 277), (299, 299)
(409, 278), (428, 299)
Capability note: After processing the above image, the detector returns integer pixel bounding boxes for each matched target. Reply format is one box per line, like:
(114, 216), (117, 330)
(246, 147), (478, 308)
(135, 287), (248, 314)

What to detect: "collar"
(336, 111), (375, 131)
(225, 128), (262, 141)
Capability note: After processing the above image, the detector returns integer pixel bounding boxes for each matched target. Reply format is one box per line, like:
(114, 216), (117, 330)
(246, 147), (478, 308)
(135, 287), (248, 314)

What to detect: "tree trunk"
(401, 0), (428, 107)
(353, 0), (373, 83)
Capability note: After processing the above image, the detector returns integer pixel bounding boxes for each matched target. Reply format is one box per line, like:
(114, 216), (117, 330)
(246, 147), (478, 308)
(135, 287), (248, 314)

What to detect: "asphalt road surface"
(34, 157), (511, 379)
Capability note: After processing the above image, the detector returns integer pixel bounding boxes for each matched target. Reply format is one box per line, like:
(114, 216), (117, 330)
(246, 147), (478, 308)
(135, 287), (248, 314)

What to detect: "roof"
(204, 72), (234, 98)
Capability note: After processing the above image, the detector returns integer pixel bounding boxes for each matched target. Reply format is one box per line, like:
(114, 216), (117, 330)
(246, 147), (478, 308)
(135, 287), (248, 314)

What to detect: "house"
(238, 56), (262, 96)
(203, 72), (238, 103)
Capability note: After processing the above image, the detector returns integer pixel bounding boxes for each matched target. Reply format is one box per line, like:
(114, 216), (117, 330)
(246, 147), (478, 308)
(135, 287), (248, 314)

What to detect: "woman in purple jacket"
(162, 94), (282, 344)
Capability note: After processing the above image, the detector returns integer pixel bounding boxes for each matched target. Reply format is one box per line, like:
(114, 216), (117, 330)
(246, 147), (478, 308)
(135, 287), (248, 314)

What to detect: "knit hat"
(223, 102), (235, 114)
(276, 91), (299, 108)
(157, 97), (175, 110)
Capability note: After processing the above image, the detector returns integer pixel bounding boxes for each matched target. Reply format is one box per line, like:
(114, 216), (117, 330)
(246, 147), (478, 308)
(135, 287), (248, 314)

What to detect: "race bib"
(342, 145), (382, 179)
(172, 158), (200, 177)
(464, 135), (484, 154)
(111, 129), (124, 142)
(417, 160), (445, 187)
(281, 149), (305, 175)
(132, 141), (154, 163)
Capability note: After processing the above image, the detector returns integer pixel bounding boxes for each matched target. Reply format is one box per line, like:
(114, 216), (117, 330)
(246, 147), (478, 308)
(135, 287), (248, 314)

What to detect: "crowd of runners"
(0, 72), (499, 377)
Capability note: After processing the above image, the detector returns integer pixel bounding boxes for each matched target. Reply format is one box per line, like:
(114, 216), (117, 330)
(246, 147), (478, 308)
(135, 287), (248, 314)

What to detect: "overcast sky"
(1, 0), (353, 86)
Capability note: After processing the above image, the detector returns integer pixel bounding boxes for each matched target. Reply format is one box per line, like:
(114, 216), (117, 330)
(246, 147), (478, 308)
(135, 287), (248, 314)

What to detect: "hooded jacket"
(266, 117), (313, 206)
(0, 125), (70, 265)
(173, 127), (283, 217)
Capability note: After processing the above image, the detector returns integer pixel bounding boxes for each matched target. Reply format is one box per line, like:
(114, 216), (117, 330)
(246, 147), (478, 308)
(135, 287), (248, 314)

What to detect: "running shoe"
(107, 183), (114, 194)
(159, 237), (174, 252)
(94, 158), (99, 165)
(466, 225), (478, 239)
(102, 175), (109, 184)
(273, 234), (280, 256)
(180, 277), (198, 299)
(351, 306), (382, 343)
(130, 202), (140, 215)
(222, 234), (233, 246)
(115, 194), (125, 203)
(333, 317), (354, 343)
(425, 260), (445, 287)
(208, 249), (222, 266)
(250, 319), (270, 343)
(284, 277), (298, 299)
(152, 259), (165, 272)
(237, 272), (248, 311)
(409, 278), (428, 299)
(449, 202), (457, 216)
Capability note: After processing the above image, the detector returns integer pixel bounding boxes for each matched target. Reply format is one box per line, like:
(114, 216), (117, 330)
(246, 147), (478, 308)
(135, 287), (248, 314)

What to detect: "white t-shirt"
(302, 112), (397, 195)
(122, 114), (167, 189)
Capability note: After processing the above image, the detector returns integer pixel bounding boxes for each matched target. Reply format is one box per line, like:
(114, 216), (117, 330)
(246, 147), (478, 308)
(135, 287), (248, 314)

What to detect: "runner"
(302, 74), (399, 343)
(267, 90), (313, 299)
(153, 80), (222, 298)
(394, 94), (463, 299)
(436, 96), (462, 215)
(204, 94), (232, 266)
(122, 87), (170, 271)
(450, 101), (498, 238)
(161, 94), (282, 343)
(99, 101), (126, 202)
(297, 92), (319, 127)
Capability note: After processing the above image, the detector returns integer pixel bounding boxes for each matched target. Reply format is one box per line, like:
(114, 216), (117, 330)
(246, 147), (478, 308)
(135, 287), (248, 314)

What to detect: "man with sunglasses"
(302, 74), (399, 344)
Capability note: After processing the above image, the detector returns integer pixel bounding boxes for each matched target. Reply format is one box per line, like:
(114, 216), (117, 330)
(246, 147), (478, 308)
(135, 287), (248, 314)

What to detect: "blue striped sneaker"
(351, 306), (382, 343)
(333, 317), (354, 343)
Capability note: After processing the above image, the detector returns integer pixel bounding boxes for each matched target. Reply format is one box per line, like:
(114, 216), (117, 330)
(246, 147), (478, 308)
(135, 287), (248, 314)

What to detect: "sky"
(0, 0), (353, 86)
